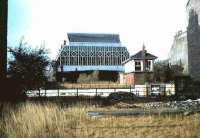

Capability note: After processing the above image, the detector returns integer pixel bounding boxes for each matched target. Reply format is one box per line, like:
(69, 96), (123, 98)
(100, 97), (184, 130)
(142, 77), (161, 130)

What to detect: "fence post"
(38, 88), (41, 97)
(77, 88), (79, 97)
(96, 88), (98, 97)
(38, 88), (40, 97)
(58, 87), (59, 97)
(45, 88), (47, 97)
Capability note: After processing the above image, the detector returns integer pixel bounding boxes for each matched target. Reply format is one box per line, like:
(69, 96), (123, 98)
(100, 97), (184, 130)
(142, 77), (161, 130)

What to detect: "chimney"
(63, 40), (66, 45)
(142, 44), (146, 72)
(142, 44), (146, 59)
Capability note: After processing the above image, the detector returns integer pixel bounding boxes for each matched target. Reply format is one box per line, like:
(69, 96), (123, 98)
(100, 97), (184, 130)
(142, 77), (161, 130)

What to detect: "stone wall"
(187, 10), (200, 81)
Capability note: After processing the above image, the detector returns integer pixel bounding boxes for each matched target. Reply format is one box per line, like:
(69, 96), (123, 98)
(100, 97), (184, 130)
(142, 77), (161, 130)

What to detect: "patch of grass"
(0, 102), (200, 138)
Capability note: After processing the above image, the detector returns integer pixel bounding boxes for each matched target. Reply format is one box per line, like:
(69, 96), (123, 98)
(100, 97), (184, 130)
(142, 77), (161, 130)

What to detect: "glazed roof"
(67, 33), (120, 43)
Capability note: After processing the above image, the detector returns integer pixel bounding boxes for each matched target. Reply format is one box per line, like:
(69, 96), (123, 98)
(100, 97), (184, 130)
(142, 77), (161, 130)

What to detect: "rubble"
(88, 99), (200, 118)
(114, 102), (141, 109)
(145, 99), (200, 111)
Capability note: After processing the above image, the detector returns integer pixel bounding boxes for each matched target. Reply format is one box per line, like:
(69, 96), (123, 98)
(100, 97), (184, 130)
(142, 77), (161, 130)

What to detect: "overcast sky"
(8, 0), (188, 60)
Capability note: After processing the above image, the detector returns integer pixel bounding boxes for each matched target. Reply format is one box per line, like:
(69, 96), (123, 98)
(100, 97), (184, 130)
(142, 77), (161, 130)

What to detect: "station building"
(55, 33), (129, 82)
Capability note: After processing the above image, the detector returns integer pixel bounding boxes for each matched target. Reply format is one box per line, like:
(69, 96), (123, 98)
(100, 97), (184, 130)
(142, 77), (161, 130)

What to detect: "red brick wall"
(124, 73), (135, 85)
(124, 72), (154, 85)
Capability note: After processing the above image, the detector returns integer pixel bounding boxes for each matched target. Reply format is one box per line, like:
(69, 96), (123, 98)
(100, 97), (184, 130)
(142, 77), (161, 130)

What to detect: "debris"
(88, 98), (200, 117)
(114, 102), (141, 109)
(145, 99), (200, 111)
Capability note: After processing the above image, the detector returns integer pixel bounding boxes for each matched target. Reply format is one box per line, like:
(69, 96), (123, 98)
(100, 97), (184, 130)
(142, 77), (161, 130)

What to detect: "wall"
(124, 72), (154, 85)
(124, 60), (135, 73)
(134, 73), (153, 85)
(124, 73), (135, 85)
(187, 10), (200, 81)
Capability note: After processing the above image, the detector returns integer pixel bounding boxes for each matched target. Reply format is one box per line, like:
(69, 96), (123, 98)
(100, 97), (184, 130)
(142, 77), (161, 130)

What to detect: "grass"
(0, 101), (200, 138)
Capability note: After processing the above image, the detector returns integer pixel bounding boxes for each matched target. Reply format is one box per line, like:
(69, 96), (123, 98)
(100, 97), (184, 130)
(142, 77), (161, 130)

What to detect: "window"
(146, 60), (151, 71)
(135, 61), (141, 71)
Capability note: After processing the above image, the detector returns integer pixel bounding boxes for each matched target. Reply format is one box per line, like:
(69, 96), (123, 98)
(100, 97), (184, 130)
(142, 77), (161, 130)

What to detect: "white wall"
(124, 60), (135, 73)
(119, 72), (124, 84)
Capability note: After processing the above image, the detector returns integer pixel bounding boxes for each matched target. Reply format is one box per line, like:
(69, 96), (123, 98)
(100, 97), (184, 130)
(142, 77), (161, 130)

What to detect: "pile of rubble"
(145, 99), (200, 111)
(88, 99), (200, 117)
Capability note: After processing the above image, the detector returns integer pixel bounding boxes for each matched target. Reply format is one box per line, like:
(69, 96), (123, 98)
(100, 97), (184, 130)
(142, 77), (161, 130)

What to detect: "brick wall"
(124, 73), (135, 85)
(124, 72), (154, 85)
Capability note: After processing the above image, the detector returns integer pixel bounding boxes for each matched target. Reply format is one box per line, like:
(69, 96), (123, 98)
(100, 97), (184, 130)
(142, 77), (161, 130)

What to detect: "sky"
(8, 0), (189, 60)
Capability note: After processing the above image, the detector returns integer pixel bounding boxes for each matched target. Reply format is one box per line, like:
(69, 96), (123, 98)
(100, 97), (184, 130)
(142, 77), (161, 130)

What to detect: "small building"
(123, 45), (157, 85)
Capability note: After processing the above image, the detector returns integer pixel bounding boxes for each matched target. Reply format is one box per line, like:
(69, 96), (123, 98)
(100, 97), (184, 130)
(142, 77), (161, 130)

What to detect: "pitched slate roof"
(122, 49), (157, 64)
(67, 33), (120, 43)
(130, 50), (157, 60)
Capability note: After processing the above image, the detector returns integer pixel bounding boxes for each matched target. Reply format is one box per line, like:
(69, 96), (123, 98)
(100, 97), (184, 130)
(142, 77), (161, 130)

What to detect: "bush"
(8, 42), (50, 90)
(77, 71), (99, 83)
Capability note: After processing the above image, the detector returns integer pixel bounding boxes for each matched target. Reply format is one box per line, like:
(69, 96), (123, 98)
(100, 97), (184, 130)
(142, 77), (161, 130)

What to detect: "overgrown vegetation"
(8, 39), (50, 90)
(77, 71), (99, 83)
(153, 60), (184, 83)
(0, 102), (200, 138)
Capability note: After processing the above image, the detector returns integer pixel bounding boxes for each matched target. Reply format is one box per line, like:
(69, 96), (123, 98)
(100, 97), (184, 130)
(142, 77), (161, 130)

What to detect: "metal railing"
(26, 85), (175, 98)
